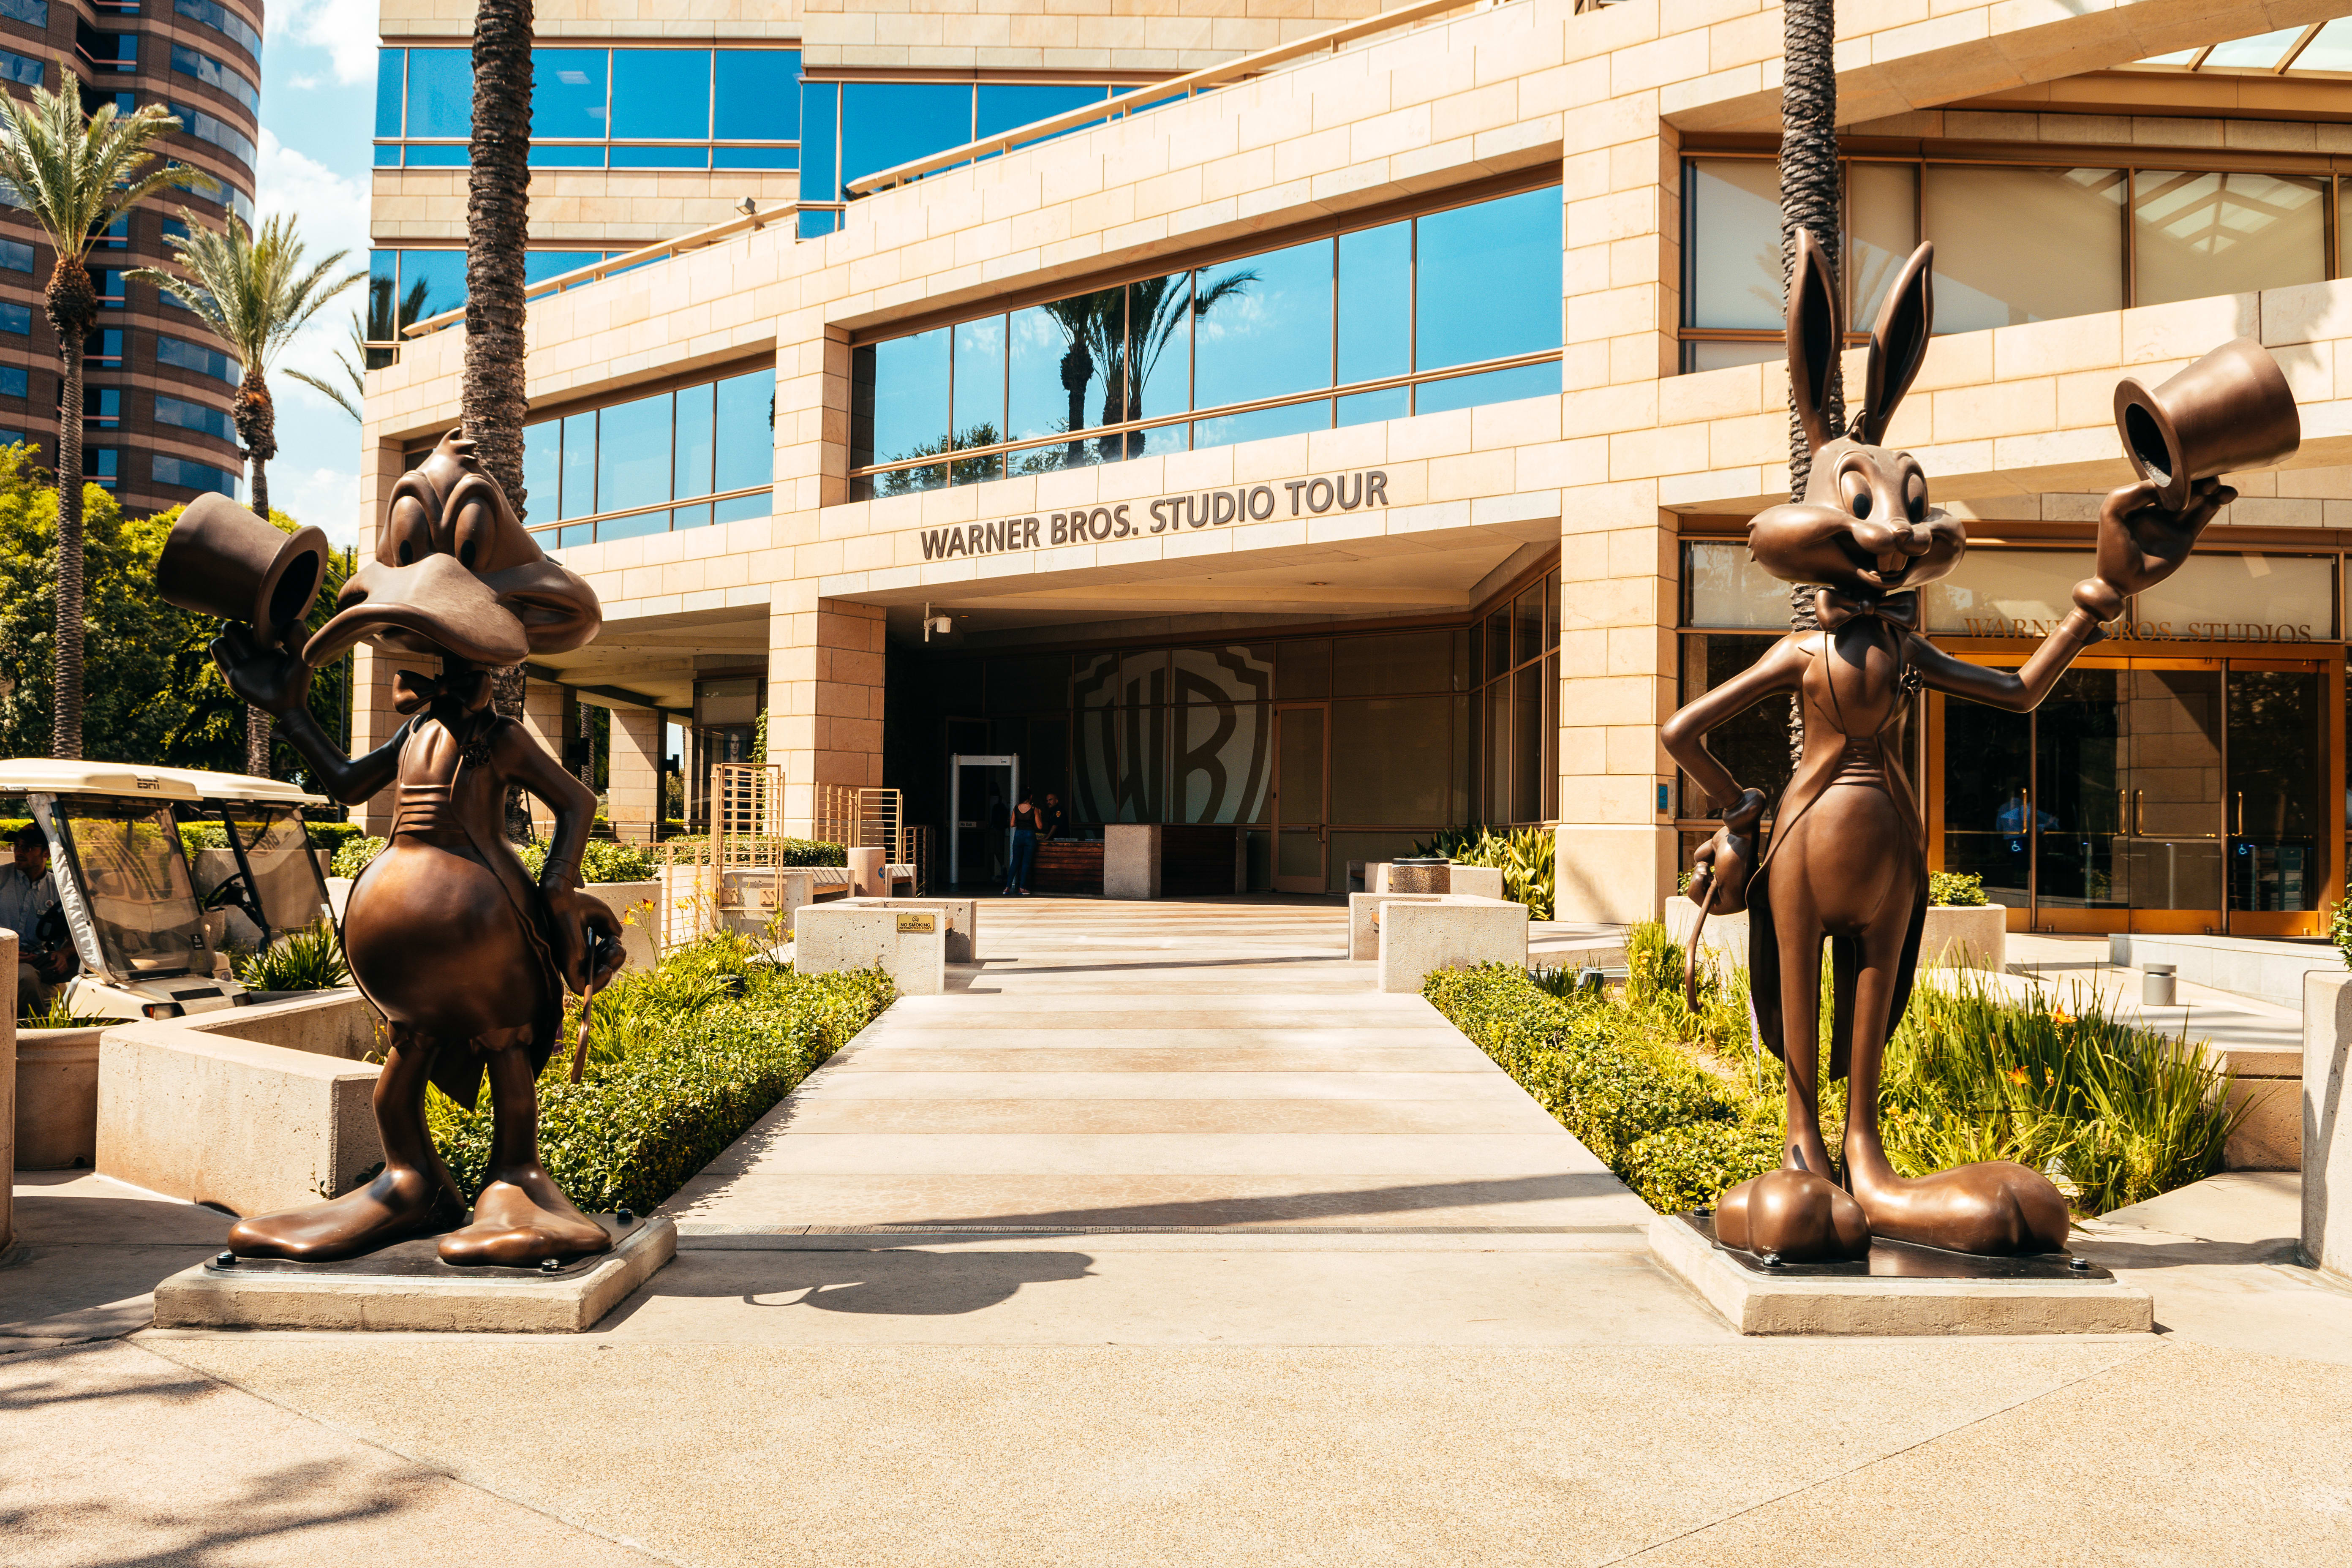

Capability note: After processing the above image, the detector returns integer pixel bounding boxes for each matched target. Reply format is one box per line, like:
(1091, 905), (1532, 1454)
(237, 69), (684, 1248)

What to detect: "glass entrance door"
(1271, 704), (1328, 893)
(1938, 655), (2328, 934)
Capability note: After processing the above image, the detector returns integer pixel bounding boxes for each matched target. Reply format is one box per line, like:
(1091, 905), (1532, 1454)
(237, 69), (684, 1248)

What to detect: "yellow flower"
(2003, 1066), (2029, 1086)
(2050, 1009), (2074, 1026)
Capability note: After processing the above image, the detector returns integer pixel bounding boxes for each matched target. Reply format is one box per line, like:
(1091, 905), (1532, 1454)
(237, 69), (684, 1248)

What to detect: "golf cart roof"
(0, 760), (327, 808)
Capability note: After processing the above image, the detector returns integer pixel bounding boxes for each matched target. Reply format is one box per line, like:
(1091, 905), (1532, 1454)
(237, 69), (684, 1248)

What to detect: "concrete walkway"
(9, 896), (2352, 1566)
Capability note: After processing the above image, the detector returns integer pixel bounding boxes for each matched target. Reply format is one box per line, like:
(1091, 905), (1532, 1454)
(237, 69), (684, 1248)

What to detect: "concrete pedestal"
(847, 847), (886, 898)
(830, 897), (979, 962)
(1376, 898), (1528, 994)
(1647, 1217), (2152, 1336)
(586, 879), (662, 972)
(793, 904), (946, 995)
(1, 930), (14, 1250)
(1104, 824), (1162, 899)
(2303, 969), (2352, 1281)
(153, 1214), (675, 1332)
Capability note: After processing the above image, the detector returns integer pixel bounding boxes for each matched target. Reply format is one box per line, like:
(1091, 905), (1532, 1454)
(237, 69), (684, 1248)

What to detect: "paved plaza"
(8, 897), (2352, 1565)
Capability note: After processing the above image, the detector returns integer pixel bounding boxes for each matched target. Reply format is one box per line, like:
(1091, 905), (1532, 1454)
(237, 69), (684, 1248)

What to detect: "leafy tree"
(0, 444), (352, 781)
(0, 64), (212, 759)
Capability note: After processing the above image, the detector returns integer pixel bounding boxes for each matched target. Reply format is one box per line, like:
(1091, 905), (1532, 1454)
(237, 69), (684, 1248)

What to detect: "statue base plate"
(151, 1214), (676, 1334)
(1648, 1214), (2151, 1337)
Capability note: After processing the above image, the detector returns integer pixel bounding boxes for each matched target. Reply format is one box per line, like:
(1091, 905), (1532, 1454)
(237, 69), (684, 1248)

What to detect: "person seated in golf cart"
(0, 822), (75, 1008)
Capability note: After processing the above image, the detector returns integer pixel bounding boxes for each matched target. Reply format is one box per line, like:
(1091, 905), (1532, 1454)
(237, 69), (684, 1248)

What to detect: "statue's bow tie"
(393, 667), (492, 716)
(1814, 588), (1921, 632)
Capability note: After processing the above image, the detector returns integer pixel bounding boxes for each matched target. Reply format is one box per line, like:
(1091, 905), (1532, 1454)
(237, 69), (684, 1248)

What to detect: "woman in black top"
(1006, 790), (1044, 895)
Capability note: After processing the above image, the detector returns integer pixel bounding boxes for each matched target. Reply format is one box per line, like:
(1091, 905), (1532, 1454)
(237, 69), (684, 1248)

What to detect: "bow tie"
(393, 667), (492, 716)
(1814, 588), (1921, 632)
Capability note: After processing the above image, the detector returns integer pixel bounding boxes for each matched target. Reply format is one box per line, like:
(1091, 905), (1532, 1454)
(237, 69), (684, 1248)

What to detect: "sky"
(253, 0), (380, 548)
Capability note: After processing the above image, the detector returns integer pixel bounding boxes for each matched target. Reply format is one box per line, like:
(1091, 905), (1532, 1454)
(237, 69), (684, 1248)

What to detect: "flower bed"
(1428, 923), (2246, 1218)
(427, 934), (892, 1216)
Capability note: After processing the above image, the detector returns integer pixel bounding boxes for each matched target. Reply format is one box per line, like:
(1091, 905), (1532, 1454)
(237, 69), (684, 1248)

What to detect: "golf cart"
(3, 760), (339, 1020)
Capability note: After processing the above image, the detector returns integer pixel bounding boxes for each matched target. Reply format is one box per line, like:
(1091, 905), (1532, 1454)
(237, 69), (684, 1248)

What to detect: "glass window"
(854, 327), (948, 470)
(0, 301), (27, 334)
(1416, 185), (1559, 368)
(1678, 632), (1795, 817)
(2133, 171), (2325, 307)
(525, 250), (607, 286)
(713, 369), (774, 517)
(155, 392), (232, 441)
(559, 411), (596, 519)
(398, 249), (466, 319)
(1194, 398), (1328, 449)
(168, 101), (256, 166)
(716, 146), (796, 171)
(672, 381), (713, 501)
(1009, 289), (1119, 446)
(404, 48), (471, 139)
(1686, 159), (1781, 329)
(152, 454), (237, 496)
(0, 50), (40, 88)
(2205, 26), (2306, 69)
(170, 43), (258, 112)
(951, 314), (1006, 449)
(1414, 360), (1556, 415)
(800, 82), (838, 201)
(841, 82), (970, 188)
(1685, 540), (1791, 629)
(1333, 631), (1452, 696)
(715, 51), (798, 141)
(1920, 549), (2099, 636)
(1338, 220), (1409, 385)
(2299, 18), (2352, 71)
(1277, 639), (1330, 699)
(522, 417), (558, 515)
(977, 83), (1105, 145)
(0, 0), (44, 24)
(595, 390), (672, 518)
(610, 49), (710, 140)
(0, 366), (26, 398)
(1331, 697), (1450, 824)
(1925, 165), (2125, 332)
(1337, 387), (1408, 427)
(1848, 161), (1918, 326)
(533, 48), (607, 141)
(1195, 239), (1331, 408)
(1128, 270), (1193, 428)
(86, 388), (121, 424)
(157, 334), (238, 382)
(2139, 553), (2337, 640)
(175, 0), (260, 57)
(612, 145), (708, 170)
(374, 48), (404, 137)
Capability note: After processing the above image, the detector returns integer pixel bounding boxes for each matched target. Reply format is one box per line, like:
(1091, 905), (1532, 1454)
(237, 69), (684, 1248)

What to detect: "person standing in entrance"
(1006, 789), (1043, 896)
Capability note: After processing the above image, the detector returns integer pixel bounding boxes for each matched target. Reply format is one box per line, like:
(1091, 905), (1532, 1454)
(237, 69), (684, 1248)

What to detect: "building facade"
(359, 0), (2352, 935)
(0, 0), (258, 509)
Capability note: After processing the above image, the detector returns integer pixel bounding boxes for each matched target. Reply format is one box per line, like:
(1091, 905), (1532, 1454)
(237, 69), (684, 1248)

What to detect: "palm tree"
(0, 66), (210, 759)
(467, 0), (536, 837)
(1109, 270), (1255, 459)
(130, 213), (364, 773)
(288, 309), (367, 421)
(1779, 0), (1840, 762)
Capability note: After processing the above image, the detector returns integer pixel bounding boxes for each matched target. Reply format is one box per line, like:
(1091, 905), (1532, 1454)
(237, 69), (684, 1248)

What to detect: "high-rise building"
(0, 0), (259, 511)
(359, 0), (2352, 933)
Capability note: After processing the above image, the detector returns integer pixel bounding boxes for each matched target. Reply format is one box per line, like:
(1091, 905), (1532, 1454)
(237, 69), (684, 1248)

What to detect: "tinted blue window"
(1129, 271), (1192, 423)
(799, 83), (838, 201)
(152, 454), (237, 496)
(713, 369), (774, 497)
(0, 50), (44, 87)
(521, 418), (558, 516)
(533, 48), (607, 140)
(87, 389), (121, 422)
(559, 411), (596, 518)
(611, 145), (708, 169)
(375, 143), (402, 168)
(1008, 290), (1117, 446)
(1194, 399), (1329, 450)
(1337, 220), (1409, 385)
(374, 49), (403, 137)
(0, 0), (45, 26)
(0, 238), (30, 272)
(172, 44), (259, 112)
(1336, 387), (1407, 427)
(1412, 359), (1559, 415)
(399, 250), (466, 319)
(404, 145), (468, 167)
(0, 302), (30, 334)
(597, 508), (669, 543)
(0, 428), (24, 448)
(1194, 240), (1330, 409)
(175, 0), (261, 57)
(715, 51), (798, 141)
(841, 83), (969, 190)
(976, 84), (1105, 146)
(87, 329), (122, 361)
(171, 101), (256, 165)
(529, 145), (604, 168)
(405, 48), (471, 139)
(525, 251), (604, 286)
(90, 448), (118, 479)
(157, 391), (233, 440)
(610, 49), (708, 140)
(714, 147), (795, 170)
(158, 334), (239, 382)
(1415, 185), (1560, 369)
(798, 206), (838, 240)
(950, 316), (1004, 446)
(672, 381), (713, 498)
(596, 391), (671, 516)
(855, 330), (945, 468)
(0, 366), (26, 398)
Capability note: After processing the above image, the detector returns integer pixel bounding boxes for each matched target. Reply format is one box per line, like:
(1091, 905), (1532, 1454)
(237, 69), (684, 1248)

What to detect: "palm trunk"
(467, 0), (536, 839)
(53, 334), (84, 760)
(1780, 0), (1839, 767)
(237, 383), (276, 775)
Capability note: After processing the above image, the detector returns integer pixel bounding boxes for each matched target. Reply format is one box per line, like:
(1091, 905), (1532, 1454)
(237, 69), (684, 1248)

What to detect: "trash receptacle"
(2143, 964), (2177, 1006)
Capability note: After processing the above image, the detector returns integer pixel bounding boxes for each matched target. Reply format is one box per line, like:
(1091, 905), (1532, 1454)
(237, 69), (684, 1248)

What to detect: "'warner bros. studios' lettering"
(918, 470), (1389, 562)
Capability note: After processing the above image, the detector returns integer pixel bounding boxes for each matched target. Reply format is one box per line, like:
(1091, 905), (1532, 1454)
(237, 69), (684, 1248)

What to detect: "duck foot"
(1848, 1160), (2071, 1256)
(228, 1166), (464, 1263)
(1714, 1168), (1870, 1261)
(438, 1165), (614, 1267)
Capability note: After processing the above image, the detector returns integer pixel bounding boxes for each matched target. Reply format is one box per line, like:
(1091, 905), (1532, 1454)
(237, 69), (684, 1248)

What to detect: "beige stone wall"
(605, 705), (664, 839)
(801, 0), (1386, 74)
(381, 0), (802, 41)
(359, 0), (2352, 902)
(372, 169), (803, 249)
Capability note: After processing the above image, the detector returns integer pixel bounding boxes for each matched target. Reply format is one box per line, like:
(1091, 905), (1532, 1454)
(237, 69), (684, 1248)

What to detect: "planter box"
(586, 879), (661, 973)
(1668, 897), (2004, 976)
(14, 1024), (103, 1170)
(792, 904), (946, 996)
(1374, 896), (1528, 994)
(2305, 970), (2352, 1281)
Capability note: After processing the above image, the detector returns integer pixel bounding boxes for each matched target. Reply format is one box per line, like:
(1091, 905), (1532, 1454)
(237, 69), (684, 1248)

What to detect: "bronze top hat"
(2113, 336), (2300, 512)
(155, 492), (330, 650)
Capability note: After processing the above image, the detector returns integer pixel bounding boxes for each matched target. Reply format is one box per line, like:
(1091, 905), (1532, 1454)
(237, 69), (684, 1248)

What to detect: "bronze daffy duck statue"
(1663, 233), (2295, 1262)
(186, 430), (625, 1267)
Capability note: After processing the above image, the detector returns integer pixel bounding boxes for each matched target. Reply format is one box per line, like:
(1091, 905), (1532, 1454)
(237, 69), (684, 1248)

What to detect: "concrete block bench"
(792, 903), (947, 996)
(1371, 895), (1529, 994)
(1364, 862), (1506, 900)
(827, 897), (978, 962)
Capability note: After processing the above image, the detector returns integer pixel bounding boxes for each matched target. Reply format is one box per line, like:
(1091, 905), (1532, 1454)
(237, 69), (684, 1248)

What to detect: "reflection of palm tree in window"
(362, 275), (430, 369)
(1105, 269), (1255, 460)
(1040, 289), (1120, 467)
(878, 422), (1001, 494)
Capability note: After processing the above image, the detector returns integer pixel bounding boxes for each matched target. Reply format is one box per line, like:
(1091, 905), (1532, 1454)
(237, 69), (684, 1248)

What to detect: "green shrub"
(177, 819), (226, 858)
(1412, 825), (1555, 919)
(1624, 1119), (1784, 1215)
(1929, 871), (1987, 907)
(235, 920), (351, 991)
(656, 835), (847, 868)
(427, 941), (892, 1215)
(517, 838), (659, 884)
(2331, 900), (2352, 972)
(330, 836), (385, 878)
(307, 820), (365, 856)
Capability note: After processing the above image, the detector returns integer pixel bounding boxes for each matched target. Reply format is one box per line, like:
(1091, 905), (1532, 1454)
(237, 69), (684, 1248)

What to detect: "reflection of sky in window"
(977, 84), (1105, 145)
(612, 49), (709, 139)
(2296, 19), (2352, 71)
(598, 392), (672, 514)
(673, 382), (713, 498)
(1338, 222), (1407, 384)
(1194, 240), (1331, 408)
(1128, 272), (1192, 423)
(1685, 541), (1789, 629)
(842, 83), (970, 185)
(1008, 297), (1116, 441)
(405, 49), (471, 138)
(399, 250), (467, 318)
(560, 412), (596, 518)
(713, 371), (775, 494)
(533, 49), (606, 138)
(1416, 186), (1560, 368)
(864, 329), (947, 465)
(522, 420), (556, 515)
(374, 51), (403, 136)
(952, 316), (1004, 441)
(2136, 171), (2319, 255)
(715, 51), (798, 141)
(1925, 166), (2122, 333)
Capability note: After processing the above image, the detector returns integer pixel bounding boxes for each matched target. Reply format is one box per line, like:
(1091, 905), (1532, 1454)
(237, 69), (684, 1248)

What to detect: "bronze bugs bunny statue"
(1662, 232), (2299, 1261)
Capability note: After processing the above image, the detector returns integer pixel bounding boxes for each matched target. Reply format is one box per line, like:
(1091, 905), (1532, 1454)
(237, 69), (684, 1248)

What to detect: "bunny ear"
(1857, 241), (1934, 446)
(1786, 228), (1843, 457)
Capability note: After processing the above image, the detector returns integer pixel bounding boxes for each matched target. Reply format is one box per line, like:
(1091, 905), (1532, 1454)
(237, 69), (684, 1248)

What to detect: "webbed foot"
(436, 1164), (612, 1267)
(1848, 1160), (2070, 1256)
(1715, 1168), (1871, 1261)
(227, 1165), (464, 1263)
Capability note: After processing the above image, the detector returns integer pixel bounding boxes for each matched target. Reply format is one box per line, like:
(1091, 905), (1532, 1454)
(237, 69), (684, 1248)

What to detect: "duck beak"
(302, 554), (530, 667)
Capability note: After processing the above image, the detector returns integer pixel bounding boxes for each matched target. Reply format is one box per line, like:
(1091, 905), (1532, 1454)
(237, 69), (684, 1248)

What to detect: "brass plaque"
(896, 913), (936, 934)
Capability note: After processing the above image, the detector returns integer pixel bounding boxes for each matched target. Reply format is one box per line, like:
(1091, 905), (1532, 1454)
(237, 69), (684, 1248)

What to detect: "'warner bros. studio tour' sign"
(919, 470), (1392, 561)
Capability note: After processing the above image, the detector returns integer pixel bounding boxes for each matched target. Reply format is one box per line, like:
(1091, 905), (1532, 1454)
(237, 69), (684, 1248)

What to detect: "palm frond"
(125, 210), (364, 376)
(0, 61), (207, 262)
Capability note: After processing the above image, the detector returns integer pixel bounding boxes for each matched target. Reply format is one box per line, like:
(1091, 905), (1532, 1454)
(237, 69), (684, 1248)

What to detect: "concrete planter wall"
(587, 879), (662, 972)
(2304, 969), (2352, 1282)
(1667, 897), (2005, 976)
(2110, 933), (2343, 1013)
(15, 1024), (104, 1170)
(1, 930), (14, 1247)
